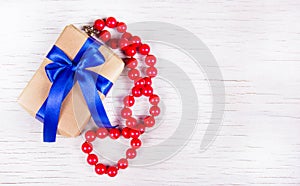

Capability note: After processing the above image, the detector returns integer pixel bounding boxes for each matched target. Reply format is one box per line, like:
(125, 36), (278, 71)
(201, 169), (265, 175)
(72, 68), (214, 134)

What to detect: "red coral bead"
(116, 22), (127, 33)
(99, 30), (111, 42)
(123, 95), (135, 107)
(130, 36), (142, 47)
(149, 94), (160, 105)
(95, 163), (106, 175)
(81, 142), (93, 154)
(132, 86), (142, 97)
(121, 107), (132, 119)
(144, 77), (152, 86)
(139, 44), (150, 55)
(141, 85), (153, 97)
(150, 106), (160, 116)
(130, 129), (140, 139)
(118, 158), (128, 169)
(94, 19), (105, 31)
(125, 46), (137, 57)
(105, 17), (117, 28)
(144, 116), (155, 127)
(121, 32), (132, 40)
(87, 154), (98, 165)
(137, 124), (146, 134)
(109, 128), (121, 139)
(85, 130), (96, 142)
(119, 38), (129, 50)
(128, 69), (140, 80)
(96, 128), (109, 139)
(108, 38), (118, 49)
(125, 58), (138, 68)
(145, 55), (156, 66)
(121, 127), (131, 139)
(131, 138), (142, 149)
(126, 117), (137, 128)
(107, 166), (118, 177)
(134, 78), (145, 88)
(146, 67), (158, 77)
(126, 148), (137, 159)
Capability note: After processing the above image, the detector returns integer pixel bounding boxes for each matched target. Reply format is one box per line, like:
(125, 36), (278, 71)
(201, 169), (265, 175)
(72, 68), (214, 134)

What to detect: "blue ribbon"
(36, 37), (114, 142)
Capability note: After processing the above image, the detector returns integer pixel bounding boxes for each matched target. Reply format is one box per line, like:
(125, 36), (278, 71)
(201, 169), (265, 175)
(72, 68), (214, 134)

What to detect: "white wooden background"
(1, 0), (300, 185)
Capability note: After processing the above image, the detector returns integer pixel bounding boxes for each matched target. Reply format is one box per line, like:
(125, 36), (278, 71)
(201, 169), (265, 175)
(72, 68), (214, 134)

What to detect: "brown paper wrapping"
(18, 25), (124, 137)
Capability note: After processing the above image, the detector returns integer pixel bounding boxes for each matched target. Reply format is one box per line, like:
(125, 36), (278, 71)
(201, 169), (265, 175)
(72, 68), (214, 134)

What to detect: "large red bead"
(109, 128), (121, 139)
(116, 22), (127, 33)
(144, 77), (152, 86)
(139, 44), (150, 55)
(123, 95), (135, 107)
(137, 124), (146, 134)
(145, 55), (156, 66)
(118, 158), (128, 169)
(149, 94), (160, 105)
(134, 78), (145, 88)
(126, 148), (137, 159)
(87, 154), (98, 165)
(146, 67), (158, 77)
(107, 166), (118, 177)
(121, 127), (131, 139)
(85, 130), (96, 142)
(121, 107), (132, 119)
(94, 19), (105, 31)
(141, 85), (153, 97)
(121, 32), (132, 40)
(150, 106), (160, 116)
(99, 30), (111, 42)
(125, 46), (137, 57)
(96, 128), (109, 139)
(108, 38), (118, 49)
(125, 58), (138, 68)
(144, 116), (155, 127)
(132, 86), (142, 97)
(131, 138), (142, 149)
(119, 38), (129, 50)
(128, 69), (140, 80)
(81, 142), (93, 154)
(130, 36), (142, 47)
(130, 129), (140, 139)
(126, 117), (137, 128)
(105, 17), (117, 28)
(95, 163), (106, 175)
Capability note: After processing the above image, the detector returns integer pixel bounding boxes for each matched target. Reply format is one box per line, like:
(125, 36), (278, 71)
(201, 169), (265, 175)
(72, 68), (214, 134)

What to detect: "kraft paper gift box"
(18, 24), (124, 139)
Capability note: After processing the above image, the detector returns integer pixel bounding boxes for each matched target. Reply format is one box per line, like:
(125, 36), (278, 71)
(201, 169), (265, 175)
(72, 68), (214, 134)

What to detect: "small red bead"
(121, 107), (132, 119)
(116, 22), (127, 33)
(94, 19), (105, 31)
(125, 58), (138, 68)
(141, 85), (153, 97)
(87, 154), (98, 165)
(134, 78), (145, 88)
(121, 32), (132, 40)
(146, 67), (158, 77)
(119, 38), (129, 50)
(96, 128), (109, 139)
(99, 30), (111, 42)
(107, 166), (118, 177)
(95, 163), (107, 175)
(130, 129), (140, 139)
(109, 128), (121, 139)
(123, 95), (135, 107)
(126, 148), (137, 159)
(125, 46), (137, 57)
(132, 86), (142, 97)
(128, 69), (140, 80)
(108, 38), (118, 49)
(137, 124), (146, 134)
(150, 106), (160, 116)
(81, 142), (93, 154)
(144, 116), (155, 127)
(130, 36), (142, 47)
(149, 94), (160, 105)
(126, 117), (137, 128)
(131, 138), (142, 149)
(121, 127), (131, 139)
(145, 55), (157, 66)
(139, 44), (150, 55)
(144, 77), (152, 86)
(118, 158), (128, 169)
(85, 130), (96, 142)
(105, 17), (117, 28)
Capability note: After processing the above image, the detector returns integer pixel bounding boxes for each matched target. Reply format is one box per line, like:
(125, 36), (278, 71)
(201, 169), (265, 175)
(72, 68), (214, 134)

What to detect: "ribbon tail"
(43, 69), (74, 142)
(77, 70), (113, 128)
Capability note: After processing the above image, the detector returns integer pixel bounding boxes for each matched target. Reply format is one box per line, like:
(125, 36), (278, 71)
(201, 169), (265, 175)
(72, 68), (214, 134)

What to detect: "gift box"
(18, 24), (124, 141)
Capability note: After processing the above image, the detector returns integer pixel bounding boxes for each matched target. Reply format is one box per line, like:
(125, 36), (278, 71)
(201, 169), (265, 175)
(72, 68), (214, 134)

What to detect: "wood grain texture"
(1, 0), (300, 185)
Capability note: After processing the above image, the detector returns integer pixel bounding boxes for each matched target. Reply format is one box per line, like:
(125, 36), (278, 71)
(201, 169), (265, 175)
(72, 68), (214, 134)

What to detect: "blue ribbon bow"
(36, 37), (114, 142)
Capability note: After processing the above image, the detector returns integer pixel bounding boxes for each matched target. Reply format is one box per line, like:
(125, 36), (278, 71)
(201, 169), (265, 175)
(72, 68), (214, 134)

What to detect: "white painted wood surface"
(1, 0), (300, 185)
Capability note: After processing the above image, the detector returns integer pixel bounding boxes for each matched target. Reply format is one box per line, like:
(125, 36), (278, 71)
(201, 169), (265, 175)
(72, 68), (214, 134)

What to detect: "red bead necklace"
(81, 17), (160, 177)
